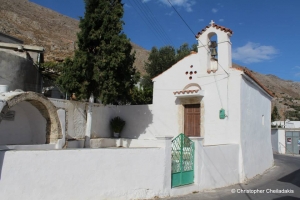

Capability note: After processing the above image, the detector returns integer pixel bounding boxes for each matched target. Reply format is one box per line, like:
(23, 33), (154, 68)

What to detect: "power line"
(167, 0), (229, 75)
(129, 0), (173, 46)
(142, 0), (174, 45)
(167, 0), (196, 37)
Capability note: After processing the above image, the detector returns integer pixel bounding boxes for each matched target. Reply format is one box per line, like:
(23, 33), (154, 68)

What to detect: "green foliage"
(176, 43), (197, 62)
(40, 61), (63, 82)
(145, 46), (176, 79)
(144, 43), (197, 80)
(139, 43), (197, 104)
(110, 116), (125, 133)
(57, 0), (137, 104)
(271, 106), (280, 121)
(130, 87), (153, 105)
(285, 110), (300, 121)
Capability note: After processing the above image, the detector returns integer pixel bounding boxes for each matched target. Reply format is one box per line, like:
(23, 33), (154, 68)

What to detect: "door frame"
(177, 97), (204, 138)
(184, 104), (201, 137)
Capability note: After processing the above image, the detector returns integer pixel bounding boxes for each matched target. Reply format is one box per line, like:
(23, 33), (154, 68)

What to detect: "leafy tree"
(130, 87), (152, 105)
(40, 61), (63, 82)
(140, 43), (197, 90)
(271, 106), (280, 121)
(144, 46), (176, 79)
(57, 0), (137, 104)
(144, 43), (197, 81)
(175, 43), (197, 62)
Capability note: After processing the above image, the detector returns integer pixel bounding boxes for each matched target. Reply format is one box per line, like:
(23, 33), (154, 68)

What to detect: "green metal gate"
(171, 133), (195, 188)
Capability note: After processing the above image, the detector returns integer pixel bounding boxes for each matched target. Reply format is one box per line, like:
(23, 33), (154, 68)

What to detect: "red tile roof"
(232, 64), (274, 97)
(196, 24), (233, 38)
(173, 90), (199, 95)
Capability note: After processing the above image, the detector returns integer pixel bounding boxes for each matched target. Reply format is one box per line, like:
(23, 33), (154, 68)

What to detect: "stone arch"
(183, 83), (202, 91)
(0, 92), (62, 143)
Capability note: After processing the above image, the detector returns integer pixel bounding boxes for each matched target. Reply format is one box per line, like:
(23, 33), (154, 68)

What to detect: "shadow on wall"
(0, 101), (47, 145)
(0, 149), (7, 180)
(200, 145), (239, 189)
(110, 105), (154, 139)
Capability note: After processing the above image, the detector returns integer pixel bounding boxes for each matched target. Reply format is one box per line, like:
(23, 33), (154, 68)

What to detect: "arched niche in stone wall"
(0, 92), (62, 144)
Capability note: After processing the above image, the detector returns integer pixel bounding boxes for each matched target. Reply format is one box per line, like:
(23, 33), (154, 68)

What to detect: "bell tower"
(196, 20), (233, 74)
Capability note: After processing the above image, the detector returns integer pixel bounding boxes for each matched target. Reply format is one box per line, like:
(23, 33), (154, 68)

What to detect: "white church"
(151, 20), (274, 180)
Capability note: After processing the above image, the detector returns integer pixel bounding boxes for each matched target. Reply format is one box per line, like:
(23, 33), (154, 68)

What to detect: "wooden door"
(184, 104), (200, 137)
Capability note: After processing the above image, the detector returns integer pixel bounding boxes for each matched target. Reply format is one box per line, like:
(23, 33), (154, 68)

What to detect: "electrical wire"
(129, 0), (173, 46)
(167, 0), (229, 76)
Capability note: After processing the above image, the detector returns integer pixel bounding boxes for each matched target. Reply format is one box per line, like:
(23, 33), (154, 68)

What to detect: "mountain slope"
(0, 0), (149, 74)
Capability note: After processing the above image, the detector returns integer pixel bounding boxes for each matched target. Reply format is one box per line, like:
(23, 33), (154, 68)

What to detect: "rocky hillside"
(1, 0), (300, 120)
(0, 0), (149, 74)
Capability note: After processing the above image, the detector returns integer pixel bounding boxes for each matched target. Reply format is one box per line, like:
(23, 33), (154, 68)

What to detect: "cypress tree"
(57, 0), (136, 104)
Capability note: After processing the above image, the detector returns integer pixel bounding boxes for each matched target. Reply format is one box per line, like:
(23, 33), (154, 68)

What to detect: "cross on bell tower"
(210, 20), (215, 26)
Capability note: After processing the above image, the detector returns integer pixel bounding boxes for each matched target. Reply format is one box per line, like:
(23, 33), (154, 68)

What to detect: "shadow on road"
(277, 168), (300, 188)
(273, 196), (300, 200)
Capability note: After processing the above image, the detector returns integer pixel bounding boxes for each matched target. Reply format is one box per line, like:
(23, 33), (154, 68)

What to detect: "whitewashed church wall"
(0, 101), (46, 145)
(198, 144), (240, 190)
(152, 54), (242, 145)
(152, 54), (200, 137)
(240, 76), (273, 181)
(199, 74), (234, 145)
(0, 147), (171, 200)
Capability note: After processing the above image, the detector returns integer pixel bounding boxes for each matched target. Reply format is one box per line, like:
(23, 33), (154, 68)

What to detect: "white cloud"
(198, 18), (204, 22)
(165, 11), (174, 16)
(295, 73), (300, 77)
(160, 0), (196, 12)
(232, 42), (278, 64)
(124, 3), (131, 8)
(219, 19), (224, 22)
(212, 8), (218, 13)
(293, 66), (300, 69)
(142, 0), (151, 3)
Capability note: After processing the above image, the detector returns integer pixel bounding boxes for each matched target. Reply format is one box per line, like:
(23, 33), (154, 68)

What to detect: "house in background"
(271, 120), (300, 155)
(272, 120), (300, 128)
(152, 20), (274, 181)
(271, 128), (300, 155)
(0, 32), (44, 93)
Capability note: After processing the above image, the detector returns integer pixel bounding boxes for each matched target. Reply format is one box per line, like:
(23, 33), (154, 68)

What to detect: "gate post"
(189, 137), (204, 189)
(156, 136), (173, 193)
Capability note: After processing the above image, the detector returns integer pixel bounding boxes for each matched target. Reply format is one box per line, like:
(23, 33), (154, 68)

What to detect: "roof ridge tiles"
(196, 23), (233, 38)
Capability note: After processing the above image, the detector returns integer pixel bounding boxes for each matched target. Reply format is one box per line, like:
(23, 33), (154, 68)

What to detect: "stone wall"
(0, 50), (42, 92)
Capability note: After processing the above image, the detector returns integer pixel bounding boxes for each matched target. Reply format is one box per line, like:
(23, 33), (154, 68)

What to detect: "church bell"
(209, 41), (218, 58)
(210, 48), (217, 58)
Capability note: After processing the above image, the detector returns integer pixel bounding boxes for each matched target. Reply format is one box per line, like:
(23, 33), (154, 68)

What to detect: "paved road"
(163, 154), (300, 200)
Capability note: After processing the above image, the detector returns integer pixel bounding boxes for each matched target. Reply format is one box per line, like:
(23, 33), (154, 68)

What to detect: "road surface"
(163, 154), (300, 200)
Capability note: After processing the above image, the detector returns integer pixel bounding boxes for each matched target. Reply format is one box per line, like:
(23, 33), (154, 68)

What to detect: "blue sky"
(29, 0), (300, 81)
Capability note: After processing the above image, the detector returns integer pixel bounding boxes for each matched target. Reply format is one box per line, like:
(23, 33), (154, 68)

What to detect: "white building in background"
(272, 120), (300, 128)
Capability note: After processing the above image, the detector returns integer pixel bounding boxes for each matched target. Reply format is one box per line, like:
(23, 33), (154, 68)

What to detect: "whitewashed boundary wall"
(50, 99), (156, 140)
(0, 147), (171, 200)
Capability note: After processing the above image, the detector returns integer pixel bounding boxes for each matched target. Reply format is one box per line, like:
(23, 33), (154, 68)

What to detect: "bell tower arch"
(196, 20), (233, 74)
